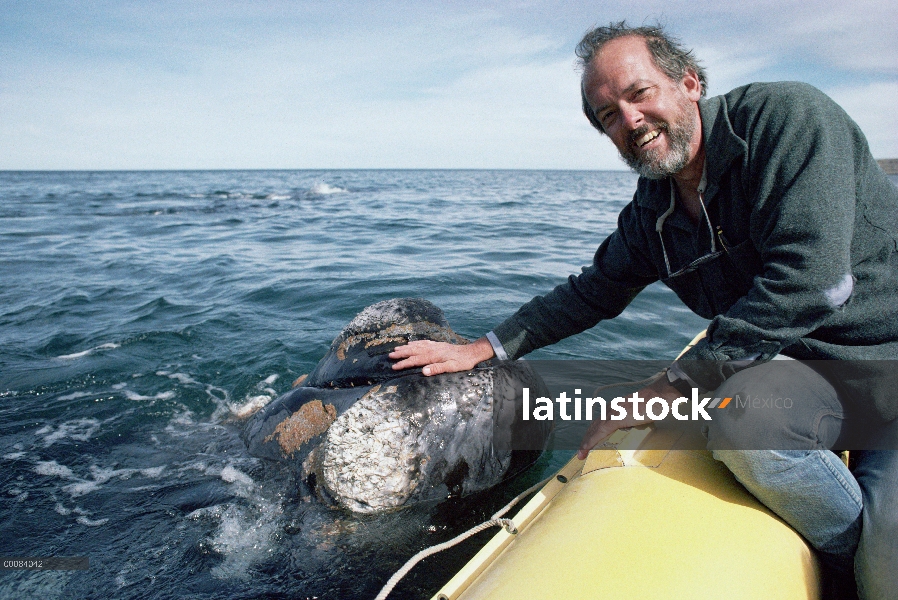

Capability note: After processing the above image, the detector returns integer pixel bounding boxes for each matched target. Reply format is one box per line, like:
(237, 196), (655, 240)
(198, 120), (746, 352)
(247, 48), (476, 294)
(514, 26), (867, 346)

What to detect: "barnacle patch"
(264, 400), (337, 455)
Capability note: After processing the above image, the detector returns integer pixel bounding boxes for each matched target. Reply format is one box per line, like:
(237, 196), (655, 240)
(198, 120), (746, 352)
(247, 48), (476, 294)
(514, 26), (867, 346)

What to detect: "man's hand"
(576, 374), (683, 459)
(389, 337), (495, 376)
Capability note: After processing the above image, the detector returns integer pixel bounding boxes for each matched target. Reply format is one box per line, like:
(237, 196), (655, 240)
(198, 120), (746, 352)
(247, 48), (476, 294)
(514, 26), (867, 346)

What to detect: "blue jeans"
(704, 360), (898, 600)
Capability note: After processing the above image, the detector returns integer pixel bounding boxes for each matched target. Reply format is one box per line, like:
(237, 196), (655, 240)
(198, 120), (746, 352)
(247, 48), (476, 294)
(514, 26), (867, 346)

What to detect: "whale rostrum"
(241, 298), (552, 513)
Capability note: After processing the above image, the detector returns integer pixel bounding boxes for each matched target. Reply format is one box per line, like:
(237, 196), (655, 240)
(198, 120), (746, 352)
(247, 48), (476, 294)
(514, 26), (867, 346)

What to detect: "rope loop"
(373, 475), (554, 600)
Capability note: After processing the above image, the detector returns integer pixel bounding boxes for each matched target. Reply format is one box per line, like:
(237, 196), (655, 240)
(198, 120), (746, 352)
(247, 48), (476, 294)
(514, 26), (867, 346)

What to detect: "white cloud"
(693, 45), (777, 97)
(827, 81), (898, 158)
(0, 1), (895, 169)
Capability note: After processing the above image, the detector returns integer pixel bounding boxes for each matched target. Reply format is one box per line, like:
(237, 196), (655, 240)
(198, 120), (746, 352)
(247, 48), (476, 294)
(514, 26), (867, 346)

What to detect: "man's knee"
(710, 449), (808, 487)
(705, 361), (843, 450)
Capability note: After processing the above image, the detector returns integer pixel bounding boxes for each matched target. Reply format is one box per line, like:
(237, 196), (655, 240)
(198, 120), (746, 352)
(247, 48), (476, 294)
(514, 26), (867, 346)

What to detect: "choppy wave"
(308, 182), (348, 195)
(57, 342), (120, 360)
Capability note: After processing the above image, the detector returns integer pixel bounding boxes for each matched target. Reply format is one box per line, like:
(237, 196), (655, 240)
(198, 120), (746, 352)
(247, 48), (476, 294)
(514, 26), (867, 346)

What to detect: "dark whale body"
(242, 298), (552, 513)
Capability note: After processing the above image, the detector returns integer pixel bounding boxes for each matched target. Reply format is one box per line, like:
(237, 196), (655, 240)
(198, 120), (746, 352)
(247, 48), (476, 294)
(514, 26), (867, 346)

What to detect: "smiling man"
(390, 22), (898, 599)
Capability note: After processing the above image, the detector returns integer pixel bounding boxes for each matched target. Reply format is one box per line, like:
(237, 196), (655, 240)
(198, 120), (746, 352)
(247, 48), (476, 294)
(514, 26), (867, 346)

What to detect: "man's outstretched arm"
(389, 337), (495, 376)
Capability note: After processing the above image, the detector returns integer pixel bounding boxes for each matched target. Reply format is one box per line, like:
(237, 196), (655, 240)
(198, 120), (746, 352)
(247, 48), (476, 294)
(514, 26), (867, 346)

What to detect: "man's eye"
(600, 110), (616, 124)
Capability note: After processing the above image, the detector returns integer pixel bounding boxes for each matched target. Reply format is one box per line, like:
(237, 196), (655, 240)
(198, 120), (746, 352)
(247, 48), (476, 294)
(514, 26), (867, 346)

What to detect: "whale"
(241, 298), (552, 513)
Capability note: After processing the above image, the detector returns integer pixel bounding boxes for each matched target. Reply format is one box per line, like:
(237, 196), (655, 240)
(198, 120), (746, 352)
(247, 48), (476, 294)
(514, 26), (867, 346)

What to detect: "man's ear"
(680, 68), (703, 101)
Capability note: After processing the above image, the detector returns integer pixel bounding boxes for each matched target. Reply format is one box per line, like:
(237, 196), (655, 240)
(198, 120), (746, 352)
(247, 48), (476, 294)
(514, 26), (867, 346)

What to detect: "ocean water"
(0, 169), (713, 599)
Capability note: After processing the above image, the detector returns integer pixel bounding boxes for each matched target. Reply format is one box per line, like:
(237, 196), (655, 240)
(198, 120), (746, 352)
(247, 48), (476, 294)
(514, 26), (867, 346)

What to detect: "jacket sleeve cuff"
(485, 331), (510, 361)
(667, 361), (700, 388)
(490, 318), (534, 361)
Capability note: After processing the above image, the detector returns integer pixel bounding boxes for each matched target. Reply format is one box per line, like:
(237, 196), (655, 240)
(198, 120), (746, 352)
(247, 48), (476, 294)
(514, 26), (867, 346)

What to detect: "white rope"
(373, 518), (515, 600)
(490, 475), (553, 520)
(373, 475), (554, 600)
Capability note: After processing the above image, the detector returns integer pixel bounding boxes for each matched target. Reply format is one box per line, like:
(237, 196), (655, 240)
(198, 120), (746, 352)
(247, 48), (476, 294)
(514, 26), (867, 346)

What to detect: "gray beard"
(619, 106), (697, 180)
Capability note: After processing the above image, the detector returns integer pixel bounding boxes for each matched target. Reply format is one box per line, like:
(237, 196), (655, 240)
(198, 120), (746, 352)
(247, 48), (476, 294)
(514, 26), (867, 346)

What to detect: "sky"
(1, 0), (896, 170)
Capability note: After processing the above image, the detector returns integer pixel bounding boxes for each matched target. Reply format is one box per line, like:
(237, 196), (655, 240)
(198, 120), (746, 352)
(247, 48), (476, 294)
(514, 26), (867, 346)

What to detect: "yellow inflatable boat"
(432, 426), (820, 599)
(432, 332), (822, 600)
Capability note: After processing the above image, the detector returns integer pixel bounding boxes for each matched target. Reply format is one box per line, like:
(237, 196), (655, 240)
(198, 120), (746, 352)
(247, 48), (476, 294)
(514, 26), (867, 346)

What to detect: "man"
(390, 22), (898, 599)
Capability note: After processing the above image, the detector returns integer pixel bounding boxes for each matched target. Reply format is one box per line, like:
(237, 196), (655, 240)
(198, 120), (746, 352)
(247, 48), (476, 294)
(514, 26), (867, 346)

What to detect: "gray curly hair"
(576, 21), (707, 133)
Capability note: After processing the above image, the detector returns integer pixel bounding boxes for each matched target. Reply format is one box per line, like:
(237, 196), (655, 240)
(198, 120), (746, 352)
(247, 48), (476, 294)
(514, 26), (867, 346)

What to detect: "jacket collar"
(698, 93), (748, 203)
(633, 93), (747, 210)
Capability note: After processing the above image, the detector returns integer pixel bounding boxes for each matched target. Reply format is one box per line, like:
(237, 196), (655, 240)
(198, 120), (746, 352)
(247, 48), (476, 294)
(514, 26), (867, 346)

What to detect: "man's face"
(583, 36), (702, 179)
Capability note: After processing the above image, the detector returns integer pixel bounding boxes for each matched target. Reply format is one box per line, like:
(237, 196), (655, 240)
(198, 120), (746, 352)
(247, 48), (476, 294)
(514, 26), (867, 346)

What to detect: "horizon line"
(0, 167), (638, 174)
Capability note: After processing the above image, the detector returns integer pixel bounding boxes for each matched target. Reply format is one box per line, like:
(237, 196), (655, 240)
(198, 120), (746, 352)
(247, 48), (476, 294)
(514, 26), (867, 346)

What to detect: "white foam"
(140, 466), (166, 478)
(37, 418), (101, 447)
(34, 461), (144, 498)
(57, 391), (93, 401)
(61, 478), (107, 497)
(93, 465), (138, 480)
(206, 384), (233, 421)
(34, 460), (77, 479)
(223, 373), (281, 420)
(3, 451), (26, 460)
(63, 465), (141, 497)
(76, 516), (109, 527)
(157, 371), (199, 385)
(54, 502), (71, 515)
(208, 501), (282, 580)
(57, 342), (120, 360)
(309, 182), (347, 195)
(229, 395), (272, 419)
(187, 504), (224, 520)
(220, 465), (255, 487)
(57, 349), (95, 359)
(174, 460), (208, 475)
(165, 410), (197, 435)
(122, 389), (176, 401)
(266, 194), (291, 200)
(206, 385), (229, 402)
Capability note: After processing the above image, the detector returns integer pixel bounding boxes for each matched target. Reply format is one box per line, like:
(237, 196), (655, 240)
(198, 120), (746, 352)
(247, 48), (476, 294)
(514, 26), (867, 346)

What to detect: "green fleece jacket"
(492, 82), (898, 420)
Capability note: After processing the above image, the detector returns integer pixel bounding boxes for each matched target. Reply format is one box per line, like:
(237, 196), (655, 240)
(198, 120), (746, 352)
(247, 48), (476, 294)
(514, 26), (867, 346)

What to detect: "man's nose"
(620, 103), (644, 130)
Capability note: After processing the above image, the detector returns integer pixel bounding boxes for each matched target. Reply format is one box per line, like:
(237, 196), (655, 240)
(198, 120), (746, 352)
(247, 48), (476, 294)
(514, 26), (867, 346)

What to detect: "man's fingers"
(389, 341), (460, 375)
(389, 341), (436, 370)
(388, 340), (431, 359)
(390, 357), (425, 370)
(576, 421), (616, 459)
(388, 339), (489, 376)
(421, 363), (441, 376)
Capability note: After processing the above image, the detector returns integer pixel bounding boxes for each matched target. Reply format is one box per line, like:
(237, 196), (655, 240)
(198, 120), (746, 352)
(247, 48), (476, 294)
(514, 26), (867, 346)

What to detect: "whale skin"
(241, 298), (552, 513)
